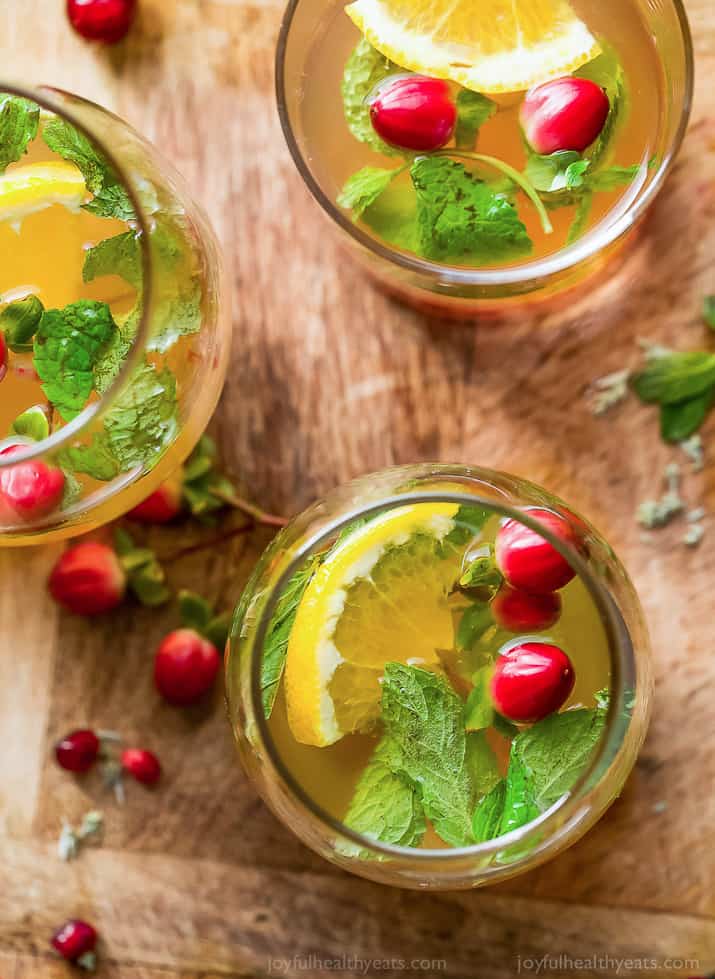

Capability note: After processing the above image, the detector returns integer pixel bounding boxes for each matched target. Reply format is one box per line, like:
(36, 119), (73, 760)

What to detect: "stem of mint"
(434, 150), (554, 235)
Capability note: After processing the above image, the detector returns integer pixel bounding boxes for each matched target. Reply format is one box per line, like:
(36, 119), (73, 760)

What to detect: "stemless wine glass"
(0, 83), (229, 545)
(226, 465), (652, 890)
(276, 0), (693, 316)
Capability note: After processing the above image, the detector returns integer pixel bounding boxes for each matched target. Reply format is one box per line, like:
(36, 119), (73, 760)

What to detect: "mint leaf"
(262, 554), (323, 716)
(362, 182), (419, 253)
(465, 729), (501, 798)
(180, 435), (237, 524)
(472, 779), (505, 842)
(0, 295), (44, 352)
(704, 296), (715, 332)
(444, 503), (492, 548)
(660, 392), (714, 443)
(567, 191), (593, 245)
(103, 362), (178, 471)
(179, 590), (213, 631)
(57, 435), (119, 481)
(631, 351), (715, 405)
(42, 117), (135, 221)
(526, 151), (584, 193)
(0, 94), (39, 173)
(343, 738), (426, 851)
(565, 160), (591, 189)
(342, 39), (401, 156)
(11, 405), (49, 442)
(456, 602), (493, 652)
(576, 46), (625, 165)
(34, 300), (117, 421)
(145, 219), (202, 353)
(411, 157), (532, 263)
(464, 666), (495, 732)
(455, 91), (496, 150)
(114, 527), (171, 607)
(93, 305), (140, 395)
(498, 751), (540, 835)
(588, 164), (641, 191)
(83, 231), (142, 290)
(380, 663), (475, 847)
(338, 166), (401, 219)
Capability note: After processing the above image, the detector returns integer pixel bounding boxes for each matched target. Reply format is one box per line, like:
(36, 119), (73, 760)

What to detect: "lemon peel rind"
(346, 0), (600, 93)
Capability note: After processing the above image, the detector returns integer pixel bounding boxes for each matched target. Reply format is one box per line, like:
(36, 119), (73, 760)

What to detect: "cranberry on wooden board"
(490, 641), (576, 723)
(370, 75), (456, 151)
(121, 748), (161, 784)
(48, 541), (127, 616)
(520, 76), (610, 154)
(67, 0), (137, 43)
(495, 508), (579, 594)
(127, 477), (183, 524)
(51, 919), (97, 962)
(154, 628), (221, 705)
(54, 729), (100, 773)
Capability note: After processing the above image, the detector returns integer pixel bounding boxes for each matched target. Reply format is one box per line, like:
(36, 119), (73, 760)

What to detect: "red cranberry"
(54, 729), (100, 773)
(370, 75), (456, 152)
(491, 585), (561, 633)
(127, 477), (183, 524)
(51, 919), (97, 961)
(121, 748), (161, 784)
(154, 628), (220, 705)
(520, 76), (610, 155)
(0, 333), (7, 383)
(67, 0), (137, 43)
(491, 641), (575, 723)
(0, 444), (65, 523)
(49, 541), (127, 616)
(496, 508), (579, 595)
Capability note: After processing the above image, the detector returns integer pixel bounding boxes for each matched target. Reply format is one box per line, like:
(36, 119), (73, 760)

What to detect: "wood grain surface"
(1, 1), (715, 977)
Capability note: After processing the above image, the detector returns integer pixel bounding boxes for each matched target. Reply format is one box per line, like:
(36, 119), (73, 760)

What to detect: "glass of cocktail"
(0, 84), (229, 544)
(276, 0), (693, 315)
(226, 464), (652, 889)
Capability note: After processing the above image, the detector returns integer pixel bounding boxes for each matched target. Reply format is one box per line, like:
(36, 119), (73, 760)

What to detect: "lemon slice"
(0, 162), (87, 224)
(284, 503), (466, 746)
(345, 0), (600, 94)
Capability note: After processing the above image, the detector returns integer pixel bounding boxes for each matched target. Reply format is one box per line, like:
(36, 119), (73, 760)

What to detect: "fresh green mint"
(178, 590), (231, 650)
(631, 349), (715, 443)
(337, 166), (404, 220)
(343, 738), (426, 852)
(465, 729), (501, 798)
(34, 300), (117, 421)
(576, 46), (625, 166)
(464, 665), (495, 732)
(261, 553), (323, 717)
(103, 362), (178, 470)
(472, 779), (506, 842)
(58, 437), (119, 482)
(567, 192), (593, 245)
(114, 527), (171, 607)
(42, 116), (135, 222)
(0, 295), (44, 352)
(0, 94), (40, 173)
(412, 156), (532, 263)
(526, 151), (591, 193)
(83, 231), (142, 290)
(454, 90), (495, 150)
(145, 219), (203, 353)
(342, 39), (401, 157)
(379, 663), (475, 847)
(456, 602), (494, 652)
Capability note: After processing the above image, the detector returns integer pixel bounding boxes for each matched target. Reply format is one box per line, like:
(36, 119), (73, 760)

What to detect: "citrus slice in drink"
(0, 162), (87, 225)
(284, 502), (468, 746)
(345, 0), (600, 94)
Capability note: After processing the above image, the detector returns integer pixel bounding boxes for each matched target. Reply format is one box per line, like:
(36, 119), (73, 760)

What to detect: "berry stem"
(211, 488), (289, 528)
(434, 149), (554, 234)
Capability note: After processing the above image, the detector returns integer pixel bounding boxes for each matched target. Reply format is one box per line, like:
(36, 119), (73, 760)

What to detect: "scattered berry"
(127, 475), (183, 524)
(49, 541), (127, 616)
(491, 641), (575, 723)
(370, 75), (456, 151)
(0, 332), (7, 383)
(154, 628), (221, 705)
(520, 76), (610, 155)
(491, 585), (561, 633)
(121, 748), (161, 785)
(67, 0), (137, 43)
(0, 444), (65, 523)
(495, 508), (579, 595)
(51, 919), (97, 963)
(55, 729), (101, 773)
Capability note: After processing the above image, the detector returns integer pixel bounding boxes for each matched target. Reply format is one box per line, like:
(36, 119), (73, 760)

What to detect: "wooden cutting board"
(1, 1), (714, 976)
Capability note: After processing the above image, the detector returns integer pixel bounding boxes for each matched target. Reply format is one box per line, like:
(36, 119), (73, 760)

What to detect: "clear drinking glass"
(276, 0), (693, 316)
(226, 464), (652, 890)
(0, 83), (229, 545)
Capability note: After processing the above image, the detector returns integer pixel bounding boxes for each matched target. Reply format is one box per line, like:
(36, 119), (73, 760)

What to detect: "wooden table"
(1, 1), (714, 976)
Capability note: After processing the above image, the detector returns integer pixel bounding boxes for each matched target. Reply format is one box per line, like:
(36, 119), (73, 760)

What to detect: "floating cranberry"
(491, 585), (561, 633)
(67, 0), (137, 43)
(496, 508), (579, 595)
(51, 919), (97, 962)
(154, 628), (221, 706)
(370, 75), (456, 152)
(49, 541), (127, 616)
(491, 641), (575, 723)
(55, 729), (100, 773)
(520, 76), (610, 155)
(121, 748), (161, 785)
(127, 477), (183, 524)
(0, 333), (7, 383)
(0, 444), (65, 523)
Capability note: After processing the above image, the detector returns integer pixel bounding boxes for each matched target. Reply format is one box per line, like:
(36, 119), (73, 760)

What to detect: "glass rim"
(0, 81), (155, 468)
(246, 479), (636, 864)
(274, 0), (694, 288)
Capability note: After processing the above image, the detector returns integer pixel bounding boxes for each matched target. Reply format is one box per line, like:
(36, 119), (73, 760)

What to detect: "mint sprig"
(114, 527), (171, 607)
(631, 350), (715, 442)
(178, 590), (231, 650)
(0, 94), (39, 173)
(83, 231), (142, 290)
(342, 39), (401, 157)
(337, 166), (405, 220)
(454, 91), (496, 150)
